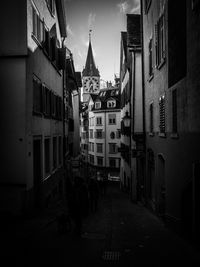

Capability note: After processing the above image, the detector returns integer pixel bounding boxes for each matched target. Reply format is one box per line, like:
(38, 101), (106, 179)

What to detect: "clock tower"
(82, 31), (100, 102)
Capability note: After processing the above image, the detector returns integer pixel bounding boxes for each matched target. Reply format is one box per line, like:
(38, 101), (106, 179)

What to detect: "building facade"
(0, 0), (70, 214)
(87, 85), (121, 178)
(141, 0), (200, 238)
(119, 14), (143, 202)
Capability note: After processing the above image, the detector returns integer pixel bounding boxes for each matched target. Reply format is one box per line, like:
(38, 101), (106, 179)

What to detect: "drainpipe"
(62, 37), (66, 171)
(140, 0), (147, 205)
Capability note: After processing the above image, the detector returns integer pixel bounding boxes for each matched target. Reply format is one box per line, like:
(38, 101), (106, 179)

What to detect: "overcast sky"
(64, 0), (140, 84)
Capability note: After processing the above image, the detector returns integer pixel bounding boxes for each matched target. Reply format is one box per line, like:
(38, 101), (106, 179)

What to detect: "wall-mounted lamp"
(123, 111), (131, 127)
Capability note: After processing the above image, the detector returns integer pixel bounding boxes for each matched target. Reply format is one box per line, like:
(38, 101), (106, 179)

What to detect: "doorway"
(157, 154), (166, 217)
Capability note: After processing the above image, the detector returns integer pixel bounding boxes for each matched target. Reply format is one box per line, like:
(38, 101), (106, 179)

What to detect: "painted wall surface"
(142, 0), (200, 226)
(0, 59), (26, 184)
(0, 0), (27, 55)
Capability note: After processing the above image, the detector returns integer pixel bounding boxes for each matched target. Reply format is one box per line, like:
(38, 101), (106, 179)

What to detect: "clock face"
(84, 77), (99, 92)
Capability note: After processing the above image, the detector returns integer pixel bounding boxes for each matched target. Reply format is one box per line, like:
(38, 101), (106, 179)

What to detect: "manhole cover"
(102, 251), (121, 261)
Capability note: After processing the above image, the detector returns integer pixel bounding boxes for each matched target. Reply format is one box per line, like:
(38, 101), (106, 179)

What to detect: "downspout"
(140, 0), (147, 205)
(62, 37), (66, 170)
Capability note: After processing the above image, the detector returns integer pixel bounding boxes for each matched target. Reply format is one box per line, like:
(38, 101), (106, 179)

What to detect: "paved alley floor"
(3, 183), (200, 266)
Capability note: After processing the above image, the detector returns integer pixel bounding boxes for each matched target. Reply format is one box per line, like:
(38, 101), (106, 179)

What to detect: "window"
(32, 3), (44, 43)
(96, 117), (102, 125)
(109, 158), (116, 168)
(91, 143), (94, 152)
(53, 136), (57, 169)
(159, 96), (166, 134)
(96, 129), (103, 139)
(172, 89), (177, 133)
(96, 143), (103, 153)
(111, 90), (115, 96)
(44, 138), (50, 174)
(58, 136), (62, 165)
(149, 103), (154, 133)
(107, 100), (116, 108)
(95, 102), (101, 109)
(108, 114), (116, 124)
(149, 38), (153, 78)
(43, 85), (51, 117)
(97, 157), (103, 166)
(116, 129), (121, 139)
(100, 91), (106, 97)
(33, 75), (43, 114)
(51, 92), (56, 118)
(155, 14), (166, 68)
(89, 129), (93, 139)
(109, 143), (117, 154)
(89, 155), (94, 164)
(110, 132), (115, 139)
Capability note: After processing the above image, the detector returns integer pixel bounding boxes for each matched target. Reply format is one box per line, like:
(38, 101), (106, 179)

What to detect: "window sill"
(158, 132), (166, 138)
(148, 74), (154, 82)
(170, 133), (179, 139)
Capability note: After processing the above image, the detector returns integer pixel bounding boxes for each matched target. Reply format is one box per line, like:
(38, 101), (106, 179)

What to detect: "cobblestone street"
(2, 183), (200, 266)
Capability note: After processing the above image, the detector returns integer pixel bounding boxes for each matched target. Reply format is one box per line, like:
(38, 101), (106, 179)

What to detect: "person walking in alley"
(88, 177), (99, 212)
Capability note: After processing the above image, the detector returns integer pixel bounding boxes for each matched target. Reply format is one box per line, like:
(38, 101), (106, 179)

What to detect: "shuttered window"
(108, 114), (116, 124)
(159, 96), (165, 133)
(172, 89), (177, 133)
(155, 14), (166, 68)
(149, 103), (153, 133)
(149, 38), (153, 77)
(32, 3), (44, 43)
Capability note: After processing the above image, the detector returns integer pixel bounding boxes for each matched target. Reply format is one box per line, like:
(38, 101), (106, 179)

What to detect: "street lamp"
(123, 111), (131, 127)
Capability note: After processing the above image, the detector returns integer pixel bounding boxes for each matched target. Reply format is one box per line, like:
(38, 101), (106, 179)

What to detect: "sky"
(64, 0), (140, 85)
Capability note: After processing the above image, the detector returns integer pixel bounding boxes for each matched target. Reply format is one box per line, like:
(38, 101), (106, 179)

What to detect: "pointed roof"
(82, 32), (100, 77)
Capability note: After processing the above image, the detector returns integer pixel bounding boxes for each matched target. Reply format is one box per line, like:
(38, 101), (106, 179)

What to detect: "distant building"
(0, 0), (68, 214)
(119, 14), (143, 201)
(82, 32), (100, 102)
(87, 84), (121, 178)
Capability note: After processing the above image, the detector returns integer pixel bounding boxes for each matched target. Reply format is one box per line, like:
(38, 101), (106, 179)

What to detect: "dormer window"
(111, 90), (115, 96)
(95, 101), (101, 109)
(107, 100), (116, 108)
(100, 91), (106, 97)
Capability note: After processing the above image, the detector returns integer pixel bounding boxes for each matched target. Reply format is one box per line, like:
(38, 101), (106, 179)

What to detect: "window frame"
(108, 114), (116, 125)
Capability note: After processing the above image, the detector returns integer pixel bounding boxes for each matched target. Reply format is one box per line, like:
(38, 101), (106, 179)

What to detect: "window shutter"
(50, 36), (56, 61)
(58, 48), (66, 70)
(159, 96), (165, 133)
(42, 84), (46, 115)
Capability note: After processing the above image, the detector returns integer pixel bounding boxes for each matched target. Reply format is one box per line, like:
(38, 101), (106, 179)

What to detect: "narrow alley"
(3, 182), (200, 266)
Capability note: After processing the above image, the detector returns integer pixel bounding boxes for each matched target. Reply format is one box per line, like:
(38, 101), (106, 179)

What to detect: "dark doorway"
(157, 154), (166, 218)
(33, 138), (42, 209)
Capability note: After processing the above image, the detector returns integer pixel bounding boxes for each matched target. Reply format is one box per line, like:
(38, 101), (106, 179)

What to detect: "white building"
(87, 86), (121, 178)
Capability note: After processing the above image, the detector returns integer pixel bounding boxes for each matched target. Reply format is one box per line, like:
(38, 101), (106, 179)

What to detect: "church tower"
(82, 30), (100, 102)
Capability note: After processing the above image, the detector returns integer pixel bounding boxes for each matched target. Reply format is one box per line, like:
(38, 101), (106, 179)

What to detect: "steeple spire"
(82, 30), (100, 77)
